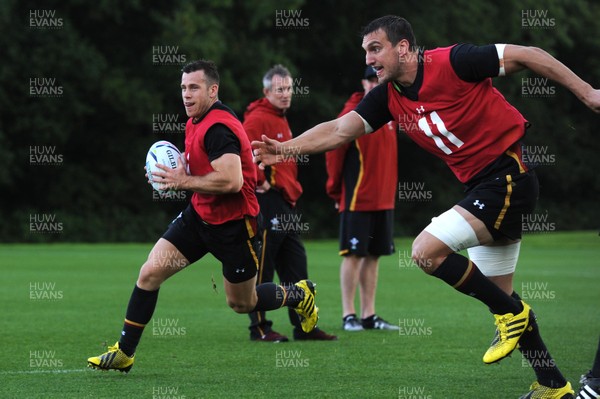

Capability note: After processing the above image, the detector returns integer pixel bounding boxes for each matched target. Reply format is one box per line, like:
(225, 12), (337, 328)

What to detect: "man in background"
(244, 64), (337, 342)
(326, 66), (399, 332)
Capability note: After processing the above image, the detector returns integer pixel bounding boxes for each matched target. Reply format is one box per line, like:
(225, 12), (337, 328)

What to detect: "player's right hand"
(251, 135), (281, 170)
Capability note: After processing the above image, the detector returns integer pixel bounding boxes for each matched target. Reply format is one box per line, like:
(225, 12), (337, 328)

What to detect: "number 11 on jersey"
(417, 111), (464, 155)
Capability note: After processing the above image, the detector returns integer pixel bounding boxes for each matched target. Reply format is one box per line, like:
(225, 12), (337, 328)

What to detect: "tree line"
(1, 0), (598, 242)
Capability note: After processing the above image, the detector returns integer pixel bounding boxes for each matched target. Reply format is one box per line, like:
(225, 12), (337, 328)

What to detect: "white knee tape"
(423, 209), (479, 252)
(467, 241), (521, 277)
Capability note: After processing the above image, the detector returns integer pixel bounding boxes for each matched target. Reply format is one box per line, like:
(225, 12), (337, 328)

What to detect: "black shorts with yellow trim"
(458, 170), (538, 241)
(162, 204), (261, 283)
(339, 209), (395, 257)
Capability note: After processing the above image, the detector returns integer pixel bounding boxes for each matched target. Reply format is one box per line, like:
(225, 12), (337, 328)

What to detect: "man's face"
(362, 28), (408, 83)
(264, 74), (293, 111)
(181, 70), (217, 118)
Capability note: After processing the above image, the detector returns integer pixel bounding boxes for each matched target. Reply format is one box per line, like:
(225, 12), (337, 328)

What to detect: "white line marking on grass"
(0, 368), (88, 375)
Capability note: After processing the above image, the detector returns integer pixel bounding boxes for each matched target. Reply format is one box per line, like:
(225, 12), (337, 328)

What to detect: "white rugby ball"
(145, 140), (182, 192)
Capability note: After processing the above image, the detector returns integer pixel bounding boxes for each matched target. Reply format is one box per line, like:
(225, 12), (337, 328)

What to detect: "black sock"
(432, 253), (521, 315)
(253, 283), (304, 311)
(361, 315), (376, 328)
(119, 285), (159, 356)
(511, 292), (567, 388)
(592, 336), (600, 378)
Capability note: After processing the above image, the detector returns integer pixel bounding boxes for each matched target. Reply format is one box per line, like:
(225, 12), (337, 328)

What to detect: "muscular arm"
(252, 111), (366, 168)
(180, 153), (243, 194)
(153, 124), (244, 194)
(153, 153), (243, 194)
(503, 44), (600, 112)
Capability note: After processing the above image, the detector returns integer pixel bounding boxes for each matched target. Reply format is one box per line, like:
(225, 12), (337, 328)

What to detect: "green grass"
(1, 232), (599, 398)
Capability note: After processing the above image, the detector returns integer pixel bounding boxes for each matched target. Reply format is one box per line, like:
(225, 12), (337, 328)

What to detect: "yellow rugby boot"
(293, 280), (319, 333)
(87, 342), (134, 373)
(520, 381), (574, 399)
(483, 301), (532, 364)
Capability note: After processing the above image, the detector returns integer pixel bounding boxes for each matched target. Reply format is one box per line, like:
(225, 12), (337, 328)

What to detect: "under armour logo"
(276, 133), (283, 139)
(473, 200), (485, 209)
(235, 268), (245, 274)
(416, 105), (425, 114)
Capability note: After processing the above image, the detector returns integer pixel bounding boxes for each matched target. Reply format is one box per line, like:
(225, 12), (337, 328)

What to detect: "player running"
(252, 15), (600, 398)
(87, 60), (318, 373)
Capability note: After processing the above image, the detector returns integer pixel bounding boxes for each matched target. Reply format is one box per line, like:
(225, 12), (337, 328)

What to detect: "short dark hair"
(262, 64), (292, 89)
(361, 15), (417, 50)
(181, 59), (220, 85)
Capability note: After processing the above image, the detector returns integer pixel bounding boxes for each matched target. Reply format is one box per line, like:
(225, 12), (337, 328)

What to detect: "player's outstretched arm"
(503, 44), (600, 113)
(251, 111), (366, 169)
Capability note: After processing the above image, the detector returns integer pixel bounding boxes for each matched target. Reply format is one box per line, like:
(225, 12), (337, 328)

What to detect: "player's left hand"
(150, 157), (189, 191)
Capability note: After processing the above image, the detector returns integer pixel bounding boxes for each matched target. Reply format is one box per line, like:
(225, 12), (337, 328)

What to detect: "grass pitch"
(1, 232), (598, 398)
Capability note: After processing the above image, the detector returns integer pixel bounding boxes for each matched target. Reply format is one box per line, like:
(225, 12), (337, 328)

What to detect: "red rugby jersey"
(185, 106), (259, 224)
(243, 98), (303, 206)
(326, 92), (398, 212)
(381, 46), (528, 183)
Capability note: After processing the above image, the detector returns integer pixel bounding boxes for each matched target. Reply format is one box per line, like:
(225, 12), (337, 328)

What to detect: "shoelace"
(494, 313), (513, 341)
(107, 344), (119, 352)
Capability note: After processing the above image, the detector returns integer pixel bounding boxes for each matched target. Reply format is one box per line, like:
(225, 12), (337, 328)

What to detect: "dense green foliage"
(1, 0), (598, 242)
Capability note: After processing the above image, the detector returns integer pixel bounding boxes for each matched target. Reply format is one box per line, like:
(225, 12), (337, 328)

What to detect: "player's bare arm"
(503, 44), (600, 113)
(154, 153), (243, 194)
(251, 111), (366, 169)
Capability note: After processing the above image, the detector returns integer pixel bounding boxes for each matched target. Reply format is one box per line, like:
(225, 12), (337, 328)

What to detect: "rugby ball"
(145, 140), (182, 192)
